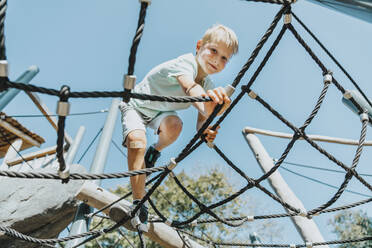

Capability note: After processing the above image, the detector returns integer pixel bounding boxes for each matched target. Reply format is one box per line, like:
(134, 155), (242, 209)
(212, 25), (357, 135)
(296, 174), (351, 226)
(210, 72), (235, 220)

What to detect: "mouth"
(208, 63), (217, 71)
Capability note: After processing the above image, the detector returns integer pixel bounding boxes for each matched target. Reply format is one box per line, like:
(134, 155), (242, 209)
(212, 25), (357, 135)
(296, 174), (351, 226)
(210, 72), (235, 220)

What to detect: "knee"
(126, 130), (147, 150)
(162, 116), (183, 136)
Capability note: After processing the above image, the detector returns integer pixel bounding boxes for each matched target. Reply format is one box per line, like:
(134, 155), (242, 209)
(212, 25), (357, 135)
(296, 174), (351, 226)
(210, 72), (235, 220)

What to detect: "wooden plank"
(76, 181), (205, 248)
(6, 145), (57, 166)
(0, 119), (41, 147)
(243, 126), (372, 146)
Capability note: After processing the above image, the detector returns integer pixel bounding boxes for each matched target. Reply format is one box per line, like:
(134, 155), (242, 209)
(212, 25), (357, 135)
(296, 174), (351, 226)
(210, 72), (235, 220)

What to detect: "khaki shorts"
(119, 102), (178, 146)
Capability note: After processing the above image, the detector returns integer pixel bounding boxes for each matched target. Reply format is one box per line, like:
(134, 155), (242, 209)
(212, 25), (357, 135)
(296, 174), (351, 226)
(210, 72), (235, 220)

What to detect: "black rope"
(292, 11), (372, 110)
(56, 85), (70, 183)
(0, 165), (167, 180)
(231, 5), (287, 88)
(0, 0), (6, 60)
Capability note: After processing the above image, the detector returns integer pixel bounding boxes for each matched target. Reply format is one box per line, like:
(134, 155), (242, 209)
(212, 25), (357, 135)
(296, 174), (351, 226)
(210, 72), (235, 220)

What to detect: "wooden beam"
(76, 181), (205, 248)
(0, 119), (41, 147)
(6, 145), (57, 166)
(26, 91), (73, 145)
(243, 126), (372, 146)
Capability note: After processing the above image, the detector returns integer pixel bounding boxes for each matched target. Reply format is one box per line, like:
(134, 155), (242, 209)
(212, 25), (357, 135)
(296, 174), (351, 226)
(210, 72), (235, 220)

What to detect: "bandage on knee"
(128, 141), (145, 149)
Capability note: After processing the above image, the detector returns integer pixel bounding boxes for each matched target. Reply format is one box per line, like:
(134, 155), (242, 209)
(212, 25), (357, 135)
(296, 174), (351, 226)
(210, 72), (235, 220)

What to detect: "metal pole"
(243, 132), (329, 247)
(0, 65), (39, 110)
(89, 98), (120, 186)
(65, 126), (86, 166)
(66, 98), (120, 248)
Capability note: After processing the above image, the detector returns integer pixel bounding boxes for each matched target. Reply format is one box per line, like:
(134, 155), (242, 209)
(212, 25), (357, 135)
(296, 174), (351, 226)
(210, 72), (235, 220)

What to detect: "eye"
(221, 56), (228, 63)
(210, 48), (217, 54)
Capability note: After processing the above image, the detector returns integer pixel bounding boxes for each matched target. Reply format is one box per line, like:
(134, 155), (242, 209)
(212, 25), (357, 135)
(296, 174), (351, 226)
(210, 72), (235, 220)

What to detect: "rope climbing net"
(0, 0), (371, 247)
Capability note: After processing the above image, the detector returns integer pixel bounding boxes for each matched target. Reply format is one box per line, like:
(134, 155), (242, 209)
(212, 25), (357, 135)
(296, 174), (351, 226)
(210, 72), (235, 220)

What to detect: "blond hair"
(201, 24), (239, 55)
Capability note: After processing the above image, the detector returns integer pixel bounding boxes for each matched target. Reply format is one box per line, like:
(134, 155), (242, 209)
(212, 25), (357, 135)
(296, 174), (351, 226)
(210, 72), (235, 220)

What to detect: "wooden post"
(76, 181), (205, 248)
(243, 132), (329, 247)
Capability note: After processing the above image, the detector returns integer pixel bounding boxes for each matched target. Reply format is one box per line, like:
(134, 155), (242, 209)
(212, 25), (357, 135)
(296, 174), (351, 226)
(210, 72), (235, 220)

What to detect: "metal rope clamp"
(323, 72), (332, 84)
(0, 60), (8, 78)
(284, 13), (292, 24)
(0, 60), (9, 92)
(360, 112), (369, 122)
(207, 141), (215, 149)
(248, 90), (257, 100)
(56, 101), (70, 116)
(58, 163), (70, 180)
(289, 245), (296, 248)
(123, 74), (136, 103)
(139, 0), (151, 5)
(246, 216), (254, 222)
(305, 242), (313, 248)
(167, 158), (177, 170)
(224, 84), (235, 97)
(191, 220), (198, 227)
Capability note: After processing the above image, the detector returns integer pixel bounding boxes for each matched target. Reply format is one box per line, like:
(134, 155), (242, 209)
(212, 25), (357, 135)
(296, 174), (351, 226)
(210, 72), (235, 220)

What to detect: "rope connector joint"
(0, 60), (9, 77)
(124, 74), (136, 90)
(323, 72), (333, 84)
(246, 216), (254, 222)
(139, 0), (151, 5)
(207, 141), (215, 149)
(306, 242), (313, 248)
(360, 112), (369, 122)
(284, 13), (292, 24)
(165, 219), (172, 226)
(248, 90), (257, 99)
(58, 164), (70, 180)
(224, 84), (235, 97)
(56, 101), (70, 116)
(167, 158), (177, 170)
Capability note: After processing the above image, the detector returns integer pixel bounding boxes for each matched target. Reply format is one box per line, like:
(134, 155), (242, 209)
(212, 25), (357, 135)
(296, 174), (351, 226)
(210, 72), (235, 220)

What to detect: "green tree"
(329, 210), (372, 248)
(86, 168), (282, 247)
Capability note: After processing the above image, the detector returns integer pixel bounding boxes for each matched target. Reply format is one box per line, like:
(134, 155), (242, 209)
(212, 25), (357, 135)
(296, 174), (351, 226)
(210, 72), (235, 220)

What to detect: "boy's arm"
(197, 112), (220, 143)
(176, 75), (229, 117)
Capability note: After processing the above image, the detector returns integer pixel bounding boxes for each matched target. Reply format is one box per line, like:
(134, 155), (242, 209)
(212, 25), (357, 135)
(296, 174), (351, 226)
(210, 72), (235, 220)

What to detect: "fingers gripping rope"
(56, 85), (71, 183)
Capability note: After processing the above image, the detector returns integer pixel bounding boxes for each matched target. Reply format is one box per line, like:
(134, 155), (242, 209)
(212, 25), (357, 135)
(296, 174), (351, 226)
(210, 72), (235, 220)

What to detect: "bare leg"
(153, 115), (183, 152)
(126, 129), (147, 200)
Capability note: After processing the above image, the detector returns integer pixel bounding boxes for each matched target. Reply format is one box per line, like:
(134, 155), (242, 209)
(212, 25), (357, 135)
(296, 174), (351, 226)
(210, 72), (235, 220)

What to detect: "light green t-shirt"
(129, 53), (215, 118)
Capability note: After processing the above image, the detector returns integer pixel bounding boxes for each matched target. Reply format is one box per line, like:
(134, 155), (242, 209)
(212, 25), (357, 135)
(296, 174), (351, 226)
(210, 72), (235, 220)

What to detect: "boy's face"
(196, 40), (233, 76)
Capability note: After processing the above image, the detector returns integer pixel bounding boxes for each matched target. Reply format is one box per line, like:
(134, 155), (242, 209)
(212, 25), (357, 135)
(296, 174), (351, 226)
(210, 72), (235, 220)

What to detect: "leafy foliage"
(329, 210), (372, 248)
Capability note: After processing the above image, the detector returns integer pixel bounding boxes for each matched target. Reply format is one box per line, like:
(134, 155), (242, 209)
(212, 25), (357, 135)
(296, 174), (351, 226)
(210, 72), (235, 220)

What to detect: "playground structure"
(0, 0), (371, 247)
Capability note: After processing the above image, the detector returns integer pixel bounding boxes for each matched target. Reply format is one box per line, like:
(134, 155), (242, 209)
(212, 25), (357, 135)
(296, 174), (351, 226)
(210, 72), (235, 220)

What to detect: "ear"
(196, 40), (203, 53)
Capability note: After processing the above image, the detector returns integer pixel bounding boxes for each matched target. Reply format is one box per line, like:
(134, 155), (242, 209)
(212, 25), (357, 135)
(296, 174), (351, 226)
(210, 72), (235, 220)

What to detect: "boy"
(119, 24), (238, 227)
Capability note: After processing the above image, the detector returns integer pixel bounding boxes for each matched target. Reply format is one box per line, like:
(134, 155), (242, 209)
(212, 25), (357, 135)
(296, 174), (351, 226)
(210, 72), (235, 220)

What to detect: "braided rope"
(0, 225), (103, 245)
(3, 80), (212, 102)
(127, 2), (149, 76)
(1, 2), (370, 247)
(308, 115), (368, 215)
(0, 166), (166, 180)
(181, 197), (372, 225)
(292, 12), (372, 109)
(0, 0), (6, 60)
(177, 229), (372, 247)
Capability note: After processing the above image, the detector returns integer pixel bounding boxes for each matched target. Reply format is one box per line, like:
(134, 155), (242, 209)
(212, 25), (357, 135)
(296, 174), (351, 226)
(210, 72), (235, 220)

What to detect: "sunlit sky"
(4, 0), (372, 245)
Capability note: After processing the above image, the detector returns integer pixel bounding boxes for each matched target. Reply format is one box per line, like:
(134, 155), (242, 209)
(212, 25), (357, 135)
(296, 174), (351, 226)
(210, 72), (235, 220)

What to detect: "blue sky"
(4, 0), (372, 245)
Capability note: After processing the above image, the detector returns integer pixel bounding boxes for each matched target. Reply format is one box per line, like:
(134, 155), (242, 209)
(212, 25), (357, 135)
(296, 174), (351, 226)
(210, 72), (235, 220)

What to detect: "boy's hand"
(202, 87), (231, 116)
(203, 126), (220, 143)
